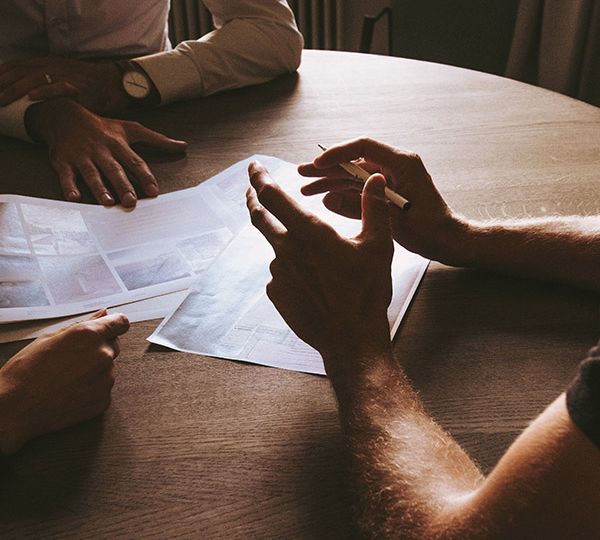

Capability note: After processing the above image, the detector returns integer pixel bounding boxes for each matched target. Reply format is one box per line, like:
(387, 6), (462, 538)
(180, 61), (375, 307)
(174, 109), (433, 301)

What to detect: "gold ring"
(44, 73), (53, 84)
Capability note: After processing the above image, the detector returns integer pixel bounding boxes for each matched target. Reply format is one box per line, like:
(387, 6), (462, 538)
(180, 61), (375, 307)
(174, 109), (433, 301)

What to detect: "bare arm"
(334, 351), (600, 539)
(246, 162), (600, 539)
(299, 138), (600, 293)
(457, 216), (600, 292)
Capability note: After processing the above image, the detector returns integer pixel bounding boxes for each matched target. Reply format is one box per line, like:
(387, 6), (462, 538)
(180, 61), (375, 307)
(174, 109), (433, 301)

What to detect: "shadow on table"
(0, 415), (106, 525)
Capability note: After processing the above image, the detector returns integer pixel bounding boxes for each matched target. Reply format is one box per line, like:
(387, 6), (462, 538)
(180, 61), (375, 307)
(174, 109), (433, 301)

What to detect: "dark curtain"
(505, 0), (600, 106)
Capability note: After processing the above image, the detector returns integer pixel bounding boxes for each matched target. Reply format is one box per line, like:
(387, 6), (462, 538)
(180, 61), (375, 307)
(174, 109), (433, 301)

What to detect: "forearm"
(451, 216), (600, 292)
(328, 351), (484, 539)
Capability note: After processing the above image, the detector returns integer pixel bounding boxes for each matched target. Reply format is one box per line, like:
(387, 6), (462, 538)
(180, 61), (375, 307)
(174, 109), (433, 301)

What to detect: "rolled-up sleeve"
(134, 0), (303, 104)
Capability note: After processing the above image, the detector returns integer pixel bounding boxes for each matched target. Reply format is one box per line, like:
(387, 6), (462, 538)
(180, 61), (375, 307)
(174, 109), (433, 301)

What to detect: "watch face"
(123, 71), (151, 99)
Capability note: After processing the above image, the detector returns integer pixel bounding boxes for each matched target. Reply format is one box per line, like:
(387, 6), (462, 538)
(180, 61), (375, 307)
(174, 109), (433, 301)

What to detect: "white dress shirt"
(0, 0), (303, 140)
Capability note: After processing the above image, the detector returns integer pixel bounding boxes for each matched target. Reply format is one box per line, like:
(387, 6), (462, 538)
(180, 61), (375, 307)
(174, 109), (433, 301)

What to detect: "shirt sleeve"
(566, 341), (600, 448)
(0, 96), (36, 142)
(134, 0), (303, 105)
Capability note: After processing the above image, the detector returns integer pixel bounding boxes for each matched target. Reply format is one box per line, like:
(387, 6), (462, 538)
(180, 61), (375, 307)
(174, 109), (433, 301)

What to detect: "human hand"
(246, 161), (394, 382)
(0, 310), (130, 455)
(27, 98), (187, 208)
(298, 138), (467, 266)
(0, 56), (123, 113)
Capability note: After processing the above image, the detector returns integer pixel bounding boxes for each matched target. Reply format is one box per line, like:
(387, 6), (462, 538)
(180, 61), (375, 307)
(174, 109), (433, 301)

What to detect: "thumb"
(360, 173), (390, 241)
(90, 308), (108, 320)
(95, 313), (130, 339)
(128, 123), (188, 154)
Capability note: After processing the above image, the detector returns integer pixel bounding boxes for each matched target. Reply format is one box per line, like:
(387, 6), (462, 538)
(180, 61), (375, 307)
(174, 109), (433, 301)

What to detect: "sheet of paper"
(149, 158), (429, 375)
(0, 157), (264, 323)
(0, 290), (187, 344)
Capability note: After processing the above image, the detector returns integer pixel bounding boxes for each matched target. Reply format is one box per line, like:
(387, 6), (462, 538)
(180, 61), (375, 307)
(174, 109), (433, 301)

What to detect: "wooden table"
(1, 50), (599, 539)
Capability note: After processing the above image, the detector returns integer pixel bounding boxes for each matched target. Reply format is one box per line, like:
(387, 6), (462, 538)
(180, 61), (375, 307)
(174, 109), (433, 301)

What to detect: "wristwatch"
(115, 60), (160, 107)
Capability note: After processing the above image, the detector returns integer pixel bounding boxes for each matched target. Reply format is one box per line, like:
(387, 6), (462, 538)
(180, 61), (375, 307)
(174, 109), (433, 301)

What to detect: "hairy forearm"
(329, 352), (484, 539)
(452, 216), (600, 292)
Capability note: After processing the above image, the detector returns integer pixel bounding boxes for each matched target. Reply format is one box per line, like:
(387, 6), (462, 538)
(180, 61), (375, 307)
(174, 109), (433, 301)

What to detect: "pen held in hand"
(318, 144), (411, 210)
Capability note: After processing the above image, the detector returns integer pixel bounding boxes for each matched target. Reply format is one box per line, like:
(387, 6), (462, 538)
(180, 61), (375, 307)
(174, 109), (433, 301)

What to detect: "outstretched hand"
(0, 310), (130, 455)
(298, 137), (466, 265)
(28, 98), (187, 208)
(246, 161), (394, 383)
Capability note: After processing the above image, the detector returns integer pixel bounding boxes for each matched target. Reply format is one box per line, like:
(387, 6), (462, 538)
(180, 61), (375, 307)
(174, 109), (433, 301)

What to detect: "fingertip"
(145, 183), (159, 197)
(297, 162), (312, 175)
(92, 308), (108, 319)
(110, 313), (130, 334)
(66, 190), (81, 202)
(248, 161), (267, 182)
(121, 192), (137, 208)
(366, 173), (387, 191)
(100, 193), (116, 206)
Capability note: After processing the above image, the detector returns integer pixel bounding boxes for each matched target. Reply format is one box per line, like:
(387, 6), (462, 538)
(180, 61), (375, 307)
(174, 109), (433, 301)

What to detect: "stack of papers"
(0, 157), (429, 374)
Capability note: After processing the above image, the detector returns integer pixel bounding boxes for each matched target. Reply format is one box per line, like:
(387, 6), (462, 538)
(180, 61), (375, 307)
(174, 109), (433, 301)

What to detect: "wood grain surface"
(1, 50), (599, 539)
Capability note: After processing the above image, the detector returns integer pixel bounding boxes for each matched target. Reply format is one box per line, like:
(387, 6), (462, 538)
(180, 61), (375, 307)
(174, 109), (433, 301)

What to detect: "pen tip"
(318, 144), (327, 152)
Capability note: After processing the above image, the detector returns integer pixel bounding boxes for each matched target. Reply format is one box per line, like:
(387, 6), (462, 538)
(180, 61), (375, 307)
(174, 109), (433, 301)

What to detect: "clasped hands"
(0, 56), (187, 208)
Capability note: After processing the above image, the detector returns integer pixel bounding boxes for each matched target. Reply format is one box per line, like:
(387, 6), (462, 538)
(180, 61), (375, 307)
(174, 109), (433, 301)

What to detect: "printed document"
(149, 157), (429, 375)
(0, 158), (265, 323)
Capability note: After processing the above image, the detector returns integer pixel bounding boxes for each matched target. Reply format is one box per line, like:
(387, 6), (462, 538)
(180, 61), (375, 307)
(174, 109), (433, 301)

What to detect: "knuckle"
(357, 135), (374, 145)
(256, 182), (278, 204)
(103, 161), (124, 176)
(78, 162), (98, 177)
(268, 258), (280, 277)
(99, 347), (115, 364)
(127, 154), (145, 168)
(71, 323), (100, 343)
(265, 280), (277, 301)
(249, 206), (266, 227)
(407, 151), (423, 165)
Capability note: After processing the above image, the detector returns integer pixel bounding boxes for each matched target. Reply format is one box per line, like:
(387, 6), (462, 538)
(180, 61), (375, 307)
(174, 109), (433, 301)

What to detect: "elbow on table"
(278, 24), (304, 74)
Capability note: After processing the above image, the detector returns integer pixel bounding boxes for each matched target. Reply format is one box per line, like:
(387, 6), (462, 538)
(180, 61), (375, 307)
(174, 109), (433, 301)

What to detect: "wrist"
(322, 324), (393, 391)
(24, 98), (81, 144)
(100, 61), (131, 113)
(435, 215), (479, 268)
(325, 346), (396, 407)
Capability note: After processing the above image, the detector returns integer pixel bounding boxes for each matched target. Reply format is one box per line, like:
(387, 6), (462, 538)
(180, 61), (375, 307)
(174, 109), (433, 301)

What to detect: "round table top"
(1, 50), (599, 539)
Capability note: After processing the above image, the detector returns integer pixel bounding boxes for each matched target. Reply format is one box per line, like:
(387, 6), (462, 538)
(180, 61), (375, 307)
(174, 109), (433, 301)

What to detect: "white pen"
(318, 144), (411, 210)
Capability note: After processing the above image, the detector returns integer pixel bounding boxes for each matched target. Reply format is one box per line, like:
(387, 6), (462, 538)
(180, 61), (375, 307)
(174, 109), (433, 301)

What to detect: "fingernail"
(100, 193), (115, 206)
(67, 190), (80, 202)
(146, 184), (159, 197)
(122, 192), (137, 207)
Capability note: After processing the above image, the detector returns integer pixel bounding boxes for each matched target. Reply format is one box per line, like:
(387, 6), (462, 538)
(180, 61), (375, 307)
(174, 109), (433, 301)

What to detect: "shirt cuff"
(134, 49), (204, 105)
(0, 96), (37, 142)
